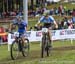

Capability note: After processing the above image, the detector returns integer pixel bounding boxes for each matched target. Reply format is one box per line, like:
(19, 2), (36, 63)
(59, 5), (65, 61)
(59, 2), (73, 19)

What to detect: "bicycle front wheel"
(21, 39), (30, 57)
(10, 41), (19, 60)
(41, 36), (46, 58)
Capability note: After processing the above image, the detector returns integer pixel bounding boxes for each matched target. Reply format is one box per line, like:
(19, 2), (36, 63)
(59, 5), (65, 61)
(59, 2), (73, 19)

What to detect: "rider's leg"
(22, 37), (25, 43)
(48, 28), (52, 47)
(20, 33), (25, 44)
(21, 35), (27, 45)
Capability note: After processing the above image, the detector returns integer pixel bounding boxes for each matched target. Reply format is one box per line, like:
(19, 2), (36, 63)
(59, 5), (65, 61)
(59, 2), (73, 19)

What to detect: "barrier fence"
(8, 29), (75, 44)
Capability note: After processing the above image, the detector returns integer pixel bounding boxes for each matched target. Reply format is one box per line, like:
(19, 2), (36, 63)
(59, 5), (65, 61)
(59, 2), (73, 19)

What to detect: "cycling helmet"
(43, 12), (49, 16)
(16, 15), (22, 19)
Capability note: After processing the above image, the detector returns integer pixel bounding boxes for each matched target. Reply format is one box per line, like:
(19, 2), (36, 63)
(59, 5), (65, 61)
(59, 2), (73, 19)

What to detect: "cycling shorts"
(43, 23), (52, 28)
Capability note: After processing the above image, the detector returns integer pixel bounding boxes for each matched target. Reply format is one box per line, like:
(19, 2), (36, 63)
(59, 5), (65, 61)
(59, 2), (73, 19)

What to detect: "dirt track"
(0, 45), (75, 64)
(53, 46), (75, 51)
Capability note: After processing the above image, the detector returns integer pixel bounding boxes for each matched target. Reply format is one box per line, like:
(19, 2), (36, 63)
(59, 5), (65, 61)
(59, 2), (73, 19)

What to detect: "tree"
(31, 0), (34, 10)
(36, 0), (40, 7)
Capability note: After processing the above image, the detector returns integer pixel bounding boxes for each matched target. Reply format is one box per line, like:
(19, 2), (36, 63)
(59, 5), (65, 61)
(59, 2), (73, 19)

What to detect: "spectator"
(61, 20), (64, 29)
(63, 16), (68, 22)
(0, 12), (1, 18)
(72, 9), (75, 23)
(54, 7), (58, 15)
(58, 4), (63, 16)
(72, 9), (75, 16)
(61, 8), (65, 16)
(49, 8), (54, 15)
(58, 21), (62, 29)
(72, 16), (75, 24)
(68, 19), (74, 29)
(68, 23), (74, 29)
(0, 36), (2, 46)
(63, 16), (68, 29)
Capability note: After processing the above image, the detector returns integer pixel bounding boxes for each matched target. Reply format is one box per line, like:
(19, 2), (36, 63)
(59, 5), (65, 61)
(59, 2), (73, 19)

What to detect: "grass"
(47, 2), (75, 10)
(0, 40), (75, 64)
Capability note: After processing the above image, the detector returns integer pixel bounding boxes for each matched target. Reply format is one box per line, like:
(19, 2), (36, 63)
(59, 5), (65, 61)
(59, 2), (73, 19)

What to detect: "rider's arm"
(9, 23), (13, 32)
(53, 20), (58, 29)
(22, 21), (28, 31)
(9, 20), (17, 32)
(35, 16), (44, 26)
(49, 16), (58, 29)
(9, 23), (17, 32)
(35, 20), (41, 26)
(25, 25), (28, 31)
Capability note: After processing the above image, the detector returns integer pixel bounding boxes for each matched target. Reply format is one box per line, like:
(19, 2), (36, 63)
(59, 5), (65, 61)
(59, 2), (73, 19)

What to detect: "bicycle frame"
(10, 32), (30, 60)
(41, 27), (50, 58)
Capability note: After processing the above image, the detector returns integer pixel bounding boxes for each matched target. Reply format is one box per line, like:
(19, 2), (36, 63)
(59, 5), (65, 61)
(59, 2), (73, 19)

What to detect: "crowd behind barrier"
(0, 3), (75, 18)
(0, 7), (75, 18)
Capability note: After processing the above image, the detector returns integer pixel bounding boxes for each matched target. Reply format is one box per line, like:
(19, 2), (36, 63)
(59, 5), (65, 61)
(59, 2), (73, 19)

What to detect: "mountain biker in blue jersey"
(9, 15), (27, 43)
(35, 12), (58, 47)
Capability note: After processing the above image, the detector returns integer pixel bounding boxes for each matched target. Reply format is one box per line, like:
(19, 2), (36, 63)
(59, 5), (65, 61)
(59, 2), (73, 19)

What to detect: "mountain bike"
(10, 32), (30, 60)
(41, 28), (52, 58)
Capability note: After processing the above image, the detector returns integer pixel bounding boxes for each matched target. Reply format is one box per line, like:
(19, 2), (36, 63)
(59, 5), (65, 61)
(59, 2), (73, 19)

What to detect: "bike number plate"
(42, 28), (48, 33)
(14, 32), (19, 37)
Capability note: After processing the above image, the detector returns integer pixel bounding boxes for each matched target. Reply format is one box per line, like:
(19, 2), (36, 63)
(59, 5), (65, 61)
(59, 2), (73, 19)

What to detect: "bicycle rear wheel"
(46, 38), (49, 57)
(46, 37), (52, 57)
(10, 41), (19, 60)
(21, 39), (30, 57)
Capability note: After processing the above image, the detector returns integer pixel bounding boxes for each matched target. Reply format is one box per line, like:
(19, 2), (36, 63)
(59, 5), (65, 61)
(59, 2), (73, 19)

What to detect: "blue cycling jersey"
(39, 16), (55, 23)
(12, 19), (27, 33)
